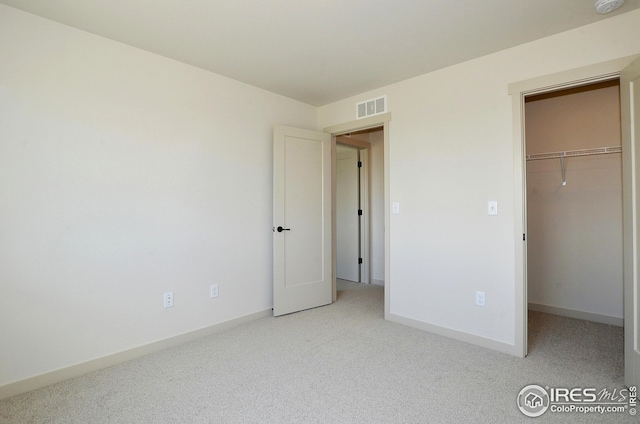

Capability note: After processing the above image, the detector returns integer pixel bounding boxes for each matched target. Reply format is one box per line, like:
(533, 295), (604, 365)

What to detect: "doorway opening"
(510, 55), (640, 386)
(324, 114), (390, 318)
(335, 126), (385, 288)
(523, 79), (624, 360)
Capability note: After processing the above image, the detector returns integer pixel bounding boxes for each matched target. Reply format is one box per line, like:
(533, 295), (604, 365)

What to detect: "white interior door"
(336, 145), (360, 282)
(273, 125), (332, 316)
(622, 56), (640, 388)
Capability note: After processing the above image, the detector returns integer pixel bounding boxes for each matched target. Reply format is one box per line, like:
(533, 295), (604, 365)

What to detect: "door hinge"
(523, 233), (526, 241)
(357, 161), (362, 168)
(358, 209), (363, 216)
(358, 258), (363, 264)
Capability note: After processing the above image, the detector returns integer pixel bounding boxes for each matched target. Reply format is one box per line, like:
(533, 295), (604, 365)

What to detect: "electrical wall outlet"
(163, 292), (174, 308)
(210, 284), (219, 299)
(475, 291), (485, 307)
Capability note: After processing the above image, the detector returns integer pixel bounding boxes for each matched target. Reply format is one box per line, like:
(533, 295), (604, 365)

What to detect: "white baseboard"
(528, 303), (623, 327)
(387, 313), (519, 356)
(371, 279), (384, 286)
(0, 309), (272, 400)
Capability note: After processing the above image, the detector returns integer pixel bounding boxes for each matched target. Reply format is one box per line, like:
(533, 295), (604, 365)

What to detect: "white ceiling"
(2, 0), (638, 106)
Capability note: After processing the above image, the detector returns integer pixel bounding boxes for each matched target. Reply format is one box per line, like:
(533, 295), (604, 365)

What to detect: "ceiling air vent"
(356, 96), (387, 119)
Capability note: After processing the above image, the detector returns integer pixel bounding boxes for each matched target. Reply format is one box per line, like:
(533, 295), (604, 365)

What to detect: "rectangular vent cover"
(356, 95), (387, 119)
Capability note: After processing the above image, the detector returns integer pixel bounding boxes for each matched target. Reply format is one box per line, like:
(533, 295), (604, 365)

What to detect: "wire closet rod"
(526, 146), (621, 161)
(526, 145), (621, 186)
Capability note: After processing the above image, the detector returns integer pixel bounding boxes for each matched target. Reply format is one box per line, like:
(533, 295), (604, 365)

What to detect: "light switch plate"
(488, 201), (498, 216)
(392, 202), (400, 215)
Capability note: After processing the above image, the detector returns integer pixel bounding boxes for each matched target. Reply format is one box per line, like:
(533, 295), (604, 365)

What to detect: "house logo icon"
(525, 392), (544, 407)
(517, 385), (550, 417)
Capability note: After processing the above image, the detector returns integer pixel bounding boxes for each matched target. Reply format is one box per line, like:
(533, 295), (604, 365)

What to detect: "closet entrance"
(524, 80), (623, 336)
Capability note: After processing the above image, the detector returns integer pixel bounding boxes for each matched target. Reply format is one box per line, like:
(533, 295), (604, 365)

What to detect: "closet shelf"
(526, 145), (621, 186)
(526, 146), (621, 161)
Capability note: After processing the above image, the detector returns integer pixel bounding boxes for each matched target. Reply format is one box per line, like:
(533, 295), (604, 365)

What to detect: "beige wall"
(526, 83), (623, 322)
(0, 5), (316, 388)
(318, 9), (640, 352)
(526, 82), (621, 153)
(3, 2), (640, 392)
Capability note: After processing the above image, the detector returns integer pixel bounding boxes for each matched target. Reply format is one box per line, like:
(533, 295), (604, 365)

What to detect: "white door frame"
(324, 113), (391, 318)
(509, 56), (639, 358)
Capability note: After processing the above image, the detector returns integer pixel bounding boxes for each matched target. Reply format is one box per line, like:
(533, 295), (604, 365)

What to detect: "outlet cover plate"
(164, 292), (174, 308)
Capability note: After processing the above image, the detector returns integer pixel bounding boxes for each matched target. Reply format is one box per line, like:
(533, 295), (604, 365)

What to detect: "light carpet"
(0, 280), (632, 423)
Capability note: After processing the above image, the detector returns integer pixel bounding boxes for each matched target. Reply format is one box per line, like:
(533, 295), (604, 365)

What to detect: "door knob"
(277, 226), (290, 232)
